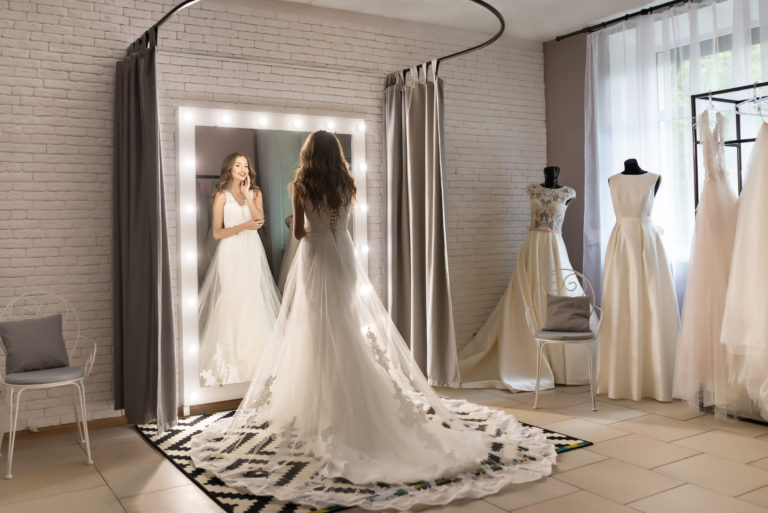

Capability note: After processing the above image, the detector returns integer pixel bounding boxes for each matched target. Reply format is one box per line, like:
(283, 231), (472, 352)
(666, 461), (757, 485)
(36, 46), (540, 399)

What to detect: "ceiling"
(275, 0), (661, 42)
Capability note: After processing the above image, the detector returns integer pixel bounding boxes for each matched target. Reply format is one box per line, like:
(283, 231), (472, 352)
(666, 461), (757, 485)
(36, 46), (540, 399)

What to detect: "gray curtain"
(113, 28), (177, 432)
(384, 63), (460, 387)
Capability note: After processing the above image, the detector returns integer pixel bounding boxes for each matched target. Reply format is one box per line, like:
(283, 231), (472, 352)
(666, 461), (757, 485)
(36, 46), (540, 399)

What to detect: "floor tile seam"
(91, 451), (130, 512)
(735, 483), (768, 498)
(622, 482), (688, 507)
(0, 484), (108, 509)
(116, 482), (194, 501)
(504, 487), (582, 512)
(650, 451), (707, 471)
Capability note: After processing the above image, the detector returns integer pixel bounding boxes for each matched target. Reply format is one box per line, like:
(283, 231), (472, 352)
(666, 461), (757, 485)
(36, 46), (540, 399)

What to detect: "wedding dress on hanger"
(597, 172), (679, 401)
(721, 122), (768, 416)
(198, 190), (281, 386)
(459, 184), (591, 391)
(674, 110), (742, 412)
(190, 202), (555, 510)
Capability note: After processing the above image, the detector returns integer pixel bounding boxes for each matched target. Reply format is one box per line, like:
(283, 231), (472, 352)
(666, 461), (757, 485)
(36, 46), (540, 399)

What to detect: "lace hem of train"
(190, 398), (556, 511)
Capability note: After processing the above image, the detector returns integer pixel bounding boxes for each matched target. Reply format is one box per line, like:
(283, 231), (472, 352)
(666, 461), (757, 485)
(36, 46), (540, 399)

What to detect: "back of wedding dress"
(190, 200), (556, 510)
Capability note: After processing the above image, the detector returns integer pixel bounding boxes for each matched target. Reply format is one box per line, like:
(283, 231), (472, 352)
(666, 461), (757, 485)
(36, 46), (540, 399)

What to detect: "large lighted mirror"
(178, 107), (367, 411)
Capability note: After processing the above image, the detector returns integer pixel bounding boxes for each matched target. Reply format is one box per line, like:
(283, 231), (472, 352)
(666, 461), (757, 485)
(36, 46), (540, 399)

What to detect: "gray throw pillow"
(0, 314), (69, 375)
(542, 293), (591, 332)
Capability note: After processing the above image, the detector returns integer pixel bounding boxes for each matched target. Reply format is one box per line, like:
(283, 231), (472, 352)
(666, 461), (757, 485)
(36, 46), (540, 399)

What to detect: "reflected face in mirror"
(193, 127), (353, 388)
(231, 156), (250, 185)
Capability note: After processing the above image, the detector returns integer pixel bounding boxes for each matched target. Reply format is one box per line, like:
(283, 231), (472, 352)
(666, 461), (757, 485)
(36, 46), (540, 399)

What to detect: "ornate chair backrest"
(539, 268), (598, 317)
(0, 292), (81, 361)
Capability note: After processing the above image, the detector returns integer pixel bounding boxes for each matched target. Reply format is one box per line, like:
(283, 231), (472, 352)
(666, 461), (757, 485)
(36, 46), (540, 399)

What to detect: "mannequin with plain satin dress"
(597, 160), (679, 402)
(459, 167), (591, 392)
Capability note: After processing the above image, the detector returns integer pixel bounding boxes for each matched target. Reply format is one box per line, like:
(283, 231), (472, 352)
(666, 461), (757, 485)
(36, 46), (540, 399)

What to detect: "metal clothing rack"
(690, 80), (768, 207)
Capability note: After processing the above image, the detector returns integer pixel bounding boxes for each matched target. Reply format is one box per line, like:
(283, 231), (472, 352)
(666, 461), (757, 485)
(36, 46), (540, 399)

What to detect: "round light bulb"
(190, 391), (199, 401)
(357, 122), (366, 132)
(221, 114), (232, 124)
(183, 110), (194, 122)
(184, 157), (196, 172)
(326, 120), (336, 131)
(359, 203), (368, 212)
(184, 204), (195, 215)
(259, 116), (268, 126)
(186, 296), (196, 308)
(361, 244), (370, 254)
(185, 250), (195, 262)
(293, 118), (303, 128)
(359, 162), (368, 173)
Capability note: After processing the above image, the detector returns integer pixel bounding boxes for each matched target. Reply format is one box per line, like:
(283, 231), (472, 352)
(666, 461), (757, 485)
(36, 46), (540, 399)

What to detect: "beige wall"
(543, 33), (587, 271)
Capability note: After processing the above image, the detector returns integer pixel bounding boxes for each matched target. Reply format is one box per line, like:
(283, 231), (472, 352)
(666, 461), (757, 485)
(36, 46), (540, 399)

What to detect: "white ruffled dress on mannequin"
(190, 202), (555, 511)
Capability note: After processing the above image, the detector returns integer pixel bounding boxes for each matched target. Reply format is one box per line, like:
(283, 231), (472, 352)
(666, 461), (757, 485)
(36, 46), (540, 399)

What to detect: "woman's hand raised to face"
(240, 174), (251, 198)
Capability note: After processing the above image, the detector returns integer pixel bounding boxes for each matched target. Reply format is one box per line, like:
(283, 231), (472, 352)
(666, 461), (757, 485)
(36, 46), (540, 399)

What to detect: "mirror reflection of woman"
(197, 153), (281, 387)
(190, 132), (555, 510)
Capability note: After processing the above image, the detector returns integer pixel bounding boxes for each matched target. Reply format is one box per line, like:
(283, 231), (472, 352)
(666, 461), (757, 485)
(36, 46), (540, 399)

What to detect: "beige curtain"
(384, 63), (460, 387)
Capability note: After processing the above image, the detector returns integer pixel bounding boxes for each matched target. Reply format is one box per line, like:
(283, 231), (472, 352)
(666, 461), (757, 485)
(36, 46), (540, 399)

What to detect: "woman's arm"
(291, 185), (306, 240)
(211, 192), (259, 240)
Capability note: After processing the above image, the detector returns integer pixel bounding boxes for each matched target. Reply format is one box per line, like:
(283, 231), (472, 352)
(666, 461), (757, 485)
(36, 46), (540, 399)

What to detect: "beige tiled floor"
(4, 387), (768, 512)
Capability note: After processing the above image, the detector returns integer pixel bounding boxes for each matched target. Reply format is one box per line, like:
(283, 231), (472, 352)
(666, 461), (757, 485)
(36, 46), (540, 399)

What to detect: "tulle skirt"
(190, 228), (556, 510)
(198, 230), (281, 386)
(674, 175), (744, 412)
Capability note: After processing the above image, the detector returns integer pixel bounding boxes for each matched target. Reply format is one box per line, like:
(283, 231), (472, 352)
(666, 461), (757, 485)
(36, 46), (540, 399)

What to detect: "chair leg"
(5, 388), (22, 479)
(72, 386), (84, 444)
(74, 382), (93, 465)
(585, 342), (597, 412)
(534, 341), (544, 409)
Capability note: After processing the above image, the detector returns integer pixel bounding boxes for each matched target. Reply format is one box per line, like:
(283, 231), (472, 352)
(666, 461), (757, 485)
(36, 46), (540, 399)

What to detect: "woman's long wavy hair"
(213, 153), (259, 196)
(290, 130), (356, 212)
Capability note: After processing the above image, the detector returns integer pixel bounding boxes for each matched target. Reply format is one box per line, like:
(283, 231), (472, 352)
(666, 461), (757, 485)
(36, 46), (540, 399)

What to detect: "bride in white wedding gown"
(190, 131), (555, 510)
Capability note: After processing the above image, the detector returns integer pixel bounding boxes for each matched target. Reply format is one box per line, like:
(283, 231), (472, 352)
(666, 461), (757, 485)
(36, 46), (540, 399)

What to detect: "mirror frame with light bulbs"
(177, 106), (368, 412)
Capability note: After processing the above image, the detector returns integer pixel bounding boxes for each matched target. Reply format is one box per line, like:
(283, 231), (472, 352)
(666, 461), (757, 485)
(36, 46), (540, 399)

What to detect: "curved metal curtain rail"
(402, 0), (505, 76)
(134, 0), (505, 69)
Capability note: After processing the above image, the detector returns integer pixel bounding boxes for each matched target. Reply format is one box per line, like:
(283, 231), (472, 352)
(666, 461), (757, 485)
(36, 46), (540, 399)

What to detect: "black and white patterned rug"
(136, 410), (591, 513)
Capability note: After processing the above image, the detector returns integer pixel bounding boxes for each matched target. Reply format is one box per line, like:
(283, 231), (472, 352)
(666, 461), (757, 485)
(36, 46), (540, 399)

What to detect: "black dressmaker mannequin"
(541, 165), (572, 204)
(618, 158), (661, 195)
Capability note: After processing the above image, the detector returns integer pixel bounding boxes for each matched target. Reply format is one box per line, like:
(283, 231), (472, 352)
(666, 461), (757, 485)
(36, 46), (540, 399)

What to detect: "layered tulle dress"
(198, 190), (281, 386)
(674, 111), (742, 412)
(190, 201), (556, 510)
(721, 122), (768, 416)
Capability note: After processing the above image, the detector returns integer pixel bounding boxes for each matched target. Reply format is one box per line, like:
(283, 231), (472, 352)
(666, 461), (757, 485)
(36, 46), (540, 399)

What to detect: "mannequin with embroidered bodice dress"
(459, 166), (591, 391)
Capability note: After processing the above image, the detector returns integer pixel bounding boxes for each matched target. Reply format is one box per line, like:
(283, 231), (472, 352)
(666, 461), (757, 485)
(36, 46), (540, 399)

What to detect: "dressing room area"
(4, 0), (768, 512)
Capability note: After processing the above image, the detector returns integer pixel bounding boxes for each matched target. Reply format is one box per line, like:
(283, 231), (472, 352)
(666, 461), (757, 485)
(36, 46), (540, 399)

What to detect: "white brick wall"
(0, 0), (545, 429)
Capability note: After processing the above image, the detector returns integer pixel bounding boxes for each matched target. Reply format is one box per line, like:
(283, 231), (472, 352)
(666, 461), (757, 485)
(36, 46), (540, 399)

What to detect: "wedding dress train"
(190, 202), (555, 510)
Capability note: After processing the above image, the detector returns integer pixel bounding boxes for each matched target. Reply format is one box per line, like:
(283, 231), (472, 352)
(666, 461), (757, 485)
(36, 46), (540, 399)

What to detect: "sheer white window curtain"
(584, 0), (768, 302)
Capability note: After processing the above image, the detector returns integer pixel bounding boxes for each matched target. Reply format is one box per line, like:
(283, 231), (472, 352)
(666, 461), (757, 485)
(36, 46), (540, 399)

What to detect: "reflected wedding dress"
(190, 202), (555, 510)
(459, 184), (591, 392)
(198, 190), (281, 386)
(597, 173), (679, 401)
(674, 111), (742, 411)
(721, 122), (768, 415)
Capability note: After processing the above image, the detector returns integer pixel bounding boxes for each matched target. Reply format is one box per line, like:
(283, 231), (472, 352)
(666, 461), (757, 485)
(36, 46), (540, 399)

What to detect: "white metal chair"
(525, 269), (602, 412)
(0, 292), (97, 479)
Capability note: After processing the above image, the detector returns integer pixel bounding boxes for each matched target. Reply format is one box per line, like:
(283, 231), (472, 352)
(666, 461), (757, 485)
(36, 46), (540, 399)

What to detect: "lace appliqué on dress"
(526, 184), (575, 232)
